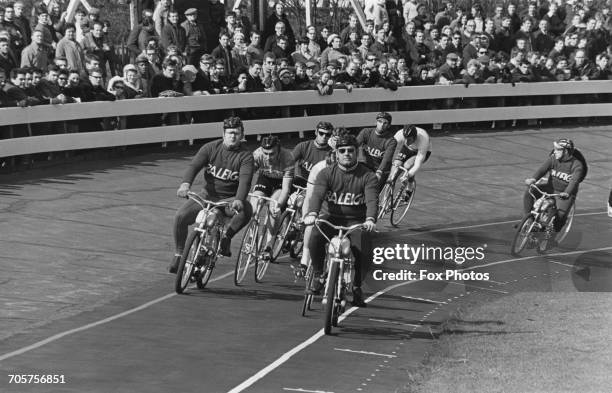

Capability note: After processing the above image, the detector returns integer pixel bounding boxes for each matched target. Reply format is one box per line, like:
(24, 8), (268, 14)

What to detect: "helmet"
(376, 111), (392, 124)
(316, 121), (333, 132)
(261, 135), (280, 149)
(223, 116), (243, 131)
(553, 138), (574, 154)
(403, 124), (417, 141)
(335, 134), (359, 149)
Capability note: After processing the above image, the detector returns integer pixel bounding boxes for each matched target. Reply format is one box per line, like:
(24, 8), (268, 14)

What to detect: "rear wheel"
(390, 180), (416, 227)
(270, 211), (292, 262)
(511, 215), (536, 256)
(175, 231), (201, 294)
(196, 228), (220, 289)
(377, 182), (394, 220)
(324, 261), (340, 335)
(537, 215), (556, 254)
(234, 221), (258, 286)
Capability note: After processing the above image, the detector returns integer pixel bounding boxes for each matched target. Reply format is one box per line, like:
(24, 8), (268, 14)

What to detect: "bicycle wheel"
(510, 215), (536, 256)
(234, 220), (258, 286)
(196, 228), (220, 289)
(377, 182), (394, 220)
(254, 206), (271, 283)
(390, 180), (416, 227)
(270, 210), (292, 262)
(537, 216), (555, 254)
(556, 203), (575, 245)
(175, 231), (201, 294)
(301, 265), (313, 317)
(324, 261), (340, 335)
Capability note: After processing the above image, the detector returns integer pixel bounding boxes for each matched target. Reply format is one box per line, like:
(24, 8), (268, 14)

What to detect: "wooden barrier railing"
(1, 81), (611, 158)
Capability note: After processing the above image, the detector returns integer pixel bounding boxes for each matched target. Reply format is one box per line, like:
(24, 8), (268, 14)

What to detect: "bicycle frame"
(188, 192), (233, 237)
(315, 219), (363, 307)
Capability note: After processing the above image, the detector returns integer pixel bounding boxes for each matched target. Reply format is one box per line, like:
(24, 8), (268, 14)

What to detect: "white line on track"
(447, 281), (509, 294)
(400, 295), (447, 304)
(0, 269), (235, 362)
(548, 260), (575, 268)
(282, 388), (335, 393)
(333, 348), (398, 358)
(403, 211), (606, 237)
(368, 318), (422, 327)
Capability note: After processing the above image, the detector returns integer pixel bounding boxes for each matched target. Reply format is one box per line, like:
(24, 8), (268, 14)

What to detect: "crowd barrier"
(1, 81), (611, 158)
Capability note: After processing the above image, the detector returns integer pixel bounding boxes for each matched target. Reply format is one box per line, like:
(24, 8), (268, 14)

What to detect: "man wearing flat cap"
(181, 8), (207, 66)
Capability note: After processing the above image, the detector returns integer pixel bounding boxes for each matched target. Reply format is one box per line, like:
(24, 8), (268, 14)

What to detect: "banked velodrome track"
(0, 126), (611, 393)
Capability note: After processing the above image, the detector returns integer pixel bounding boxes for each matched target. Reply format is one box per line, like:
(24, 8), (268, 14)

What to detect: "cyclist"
(389, 124), (432, 199)
(303, 134), (378, 307)
(298, 127), (351, 273)
(251, 135), (296, 257)
(356, 112), (398, 190)
(524, 138), (587, 234)
(169, 116), (254, 273)
(292, 121), (334, 187)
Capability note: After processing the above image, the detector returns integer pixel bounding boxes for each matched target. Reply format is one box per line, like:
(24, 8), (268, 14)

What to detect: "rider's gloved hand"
(303, 213), (316, 226)
(559, 192), (570, 200)
(525, 178), (536, 186)
(363, 218), (376, 232)
(177, 182), (190, 198)
(231, 199), (244, 212)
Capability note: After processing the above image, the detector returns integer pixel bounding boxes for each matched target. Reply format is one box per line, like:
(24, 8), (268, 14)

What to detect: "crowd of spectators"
(1, 0), (611, 130)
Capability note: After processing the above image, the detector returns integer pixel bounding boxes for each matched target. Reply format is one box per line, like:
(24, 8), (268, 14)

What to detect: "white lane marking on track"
(403, 211), (606, 237)
(0, 269), (235, 362)
(369, 318), (421, 327)
(400, 295), (447, 304)
(283, 388), (335, 393)
(333, 348), (398, 358)
(447, 281), (509, 294)
(548, 260), (575, 268)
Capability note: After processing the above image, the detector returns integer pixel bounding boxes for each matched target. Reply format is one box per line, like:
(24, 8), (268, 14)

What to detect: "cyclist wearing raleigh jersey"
(356, 112), (398, 190)
(170, 116), (254, 273)
(389, 125), (432, 196)
(524, 138), (587, 232)
(292, 121), (333, 186)
(303, 134), (378, 307)
(251, 135), (296, 255)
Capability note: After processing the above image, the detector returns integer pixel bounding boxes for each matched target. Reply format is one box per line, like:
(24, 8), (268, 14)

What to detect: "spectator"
(292, 37), (315, 65)
(511, 59), (536, 82)
(457, 59), (484, 85)
(126, 9), (154, 60)
(320, 34), (346, 69)
(340, 13), (362, 44)
(543, 3), (566, 37)
(507, 3), (522, 35)
(315, 70), (334, 95)
(12, 1), (31, 49)
(211, 31), (234, 77)
(533, 19), (555, 54)
(437, 52), (462, 84)
(36, 64), (67, 104)
(412, 29), (431, 69)
(370, 27), (396, 58)
(208, 59), (231, 94)
(263, 2), (295, 53)
(81, 20), (115, 79)
(234, 4), (251, 38)
(403, 0), (419, 24)
(161, 8), (186, 54)
(207, 0), (225, 51)
(412, 4), (431, 32)
(278, 67), (296, 91)
(2, 3), (26, 56)
(587, 53), (610, 80)
(122, 64), (145, 98)
(56, 23), (85, 73)
(412, 64), (435, 85)
(570, 49), (593, 80)
(305, 25), (322, 60)
(231, 32), (249, 70)
(21, 29), (51, 70)
(244, 60), (265, 92)
(364, 0), (388, 28)
(435, 2), (456, 30)
(181, 8), (207, 66)
(293, 62), (312, 89)
(513, 19), (534, 52)
(32, 9), (55, 48)
(3, 67), (41, 108)
(357, 33), (373, 62)
(153, 0), (172, 37)
(0, 37), (17, 74)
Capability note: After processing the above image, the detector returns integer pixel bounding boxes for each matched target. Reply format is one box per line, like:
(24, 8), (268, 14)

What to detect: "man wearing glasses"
(356, 112), (398, 190)
(292, 121), (334, 187)
(303, 134), (378, 307)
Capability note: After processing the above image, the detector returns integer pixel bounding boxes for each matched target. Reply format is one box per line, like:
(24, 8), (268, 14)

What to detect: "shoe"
(352, 287), (367, 307)
(219, 236), (232, 257)
(307, 273), (324, 295)
(168, 254), (181, 274)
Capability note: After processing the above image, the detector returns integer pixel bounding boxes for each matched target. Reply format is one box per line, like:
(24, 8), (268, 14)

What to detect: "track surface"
(0, 127), (610, 393)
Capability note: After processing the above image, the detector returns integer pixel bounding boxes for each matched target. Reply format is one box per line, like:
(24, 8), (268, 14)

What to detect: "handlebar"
(186, 191), (235, 213)
(314, 218), (364, 232)
(528, 184), (562, 199)
(248, 192), (279, 208)
(292, 184), (307, 192)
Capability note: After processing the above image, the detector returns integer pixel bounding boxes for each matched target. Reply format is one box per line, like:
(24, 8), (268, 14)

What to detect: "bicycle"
(510, 184), (576, 256)
(175, 192), (234, 294)
(234, 193), (279, 285)
(312, 218), (363, 335)
(378, 165), (416, 227)
(269, 184), (307, 262)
